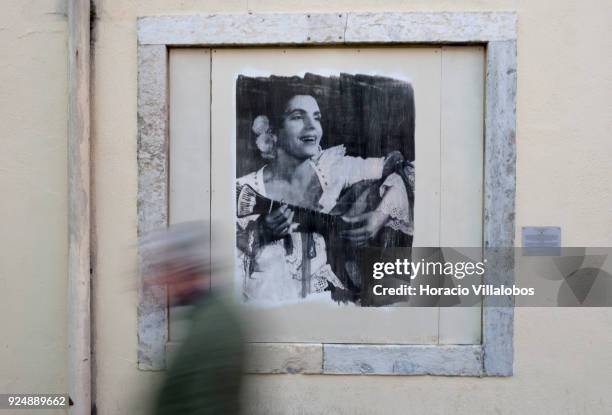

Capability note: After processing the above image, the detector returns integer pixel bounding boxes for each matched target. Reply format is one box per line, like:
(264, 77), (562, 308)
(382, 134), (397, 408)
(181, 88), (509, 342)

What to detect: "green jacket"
(154, 294), (244, 415)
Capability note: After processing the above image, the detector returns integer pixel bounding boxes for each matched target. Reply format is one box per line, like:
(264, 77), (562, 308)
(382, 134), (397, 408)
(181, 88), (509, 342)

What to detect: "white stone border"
(138, 12), (517, 45)
(137, 12), (517, 376)
(68, 0), (92, 412)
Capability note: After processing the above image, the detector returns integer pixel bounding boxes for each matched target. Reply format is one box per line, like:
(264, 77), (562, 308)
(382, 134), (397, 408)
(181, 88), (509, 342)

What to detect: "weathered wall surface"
(0, 1), (68, 414)
(88, 0), (610, 414)
(1, 0), (608, 414)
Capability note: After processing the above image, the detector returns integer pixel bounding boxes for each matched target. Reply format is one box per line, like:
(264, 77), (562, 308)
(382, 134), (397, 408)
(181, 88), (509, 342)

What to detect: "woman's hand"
(262, 205), (295, 241)
(382, 151), (404, 177)
(340, 210), (390, 247)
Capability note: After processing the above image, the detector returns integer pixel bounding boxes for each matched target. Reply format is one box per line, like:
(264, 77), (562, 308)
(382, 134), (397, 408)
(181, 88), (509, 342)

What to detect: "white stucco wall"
(0, 1), (68, 414)
(1, 0), (611, 414)
(91, 1), (612, 414)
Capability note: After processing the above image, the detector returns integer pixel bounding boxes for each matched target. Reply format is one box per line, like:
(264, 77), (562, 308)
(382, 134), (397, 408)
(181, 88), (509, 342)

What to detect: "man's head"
(140, 221), (210, 305)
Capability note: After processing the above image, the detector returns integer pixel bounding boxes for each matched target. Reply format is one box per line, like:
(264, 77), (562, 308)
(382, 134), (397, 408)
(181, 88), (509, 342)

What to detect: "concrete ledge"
(245, 343), (323, 374)
(323, 344), (483, 376)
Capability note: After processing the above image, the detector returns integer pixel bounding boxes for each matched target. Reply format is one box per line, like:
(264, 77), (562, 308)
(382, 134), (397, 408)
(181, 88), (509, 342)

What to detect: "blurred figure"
(140, 222), (244, 415)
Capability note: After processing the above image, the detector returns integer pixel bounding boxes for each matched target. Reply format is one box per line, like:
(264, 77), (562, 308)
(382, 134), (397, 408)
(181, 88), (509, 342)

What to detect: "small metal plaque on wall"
(522, 226), (561, 255)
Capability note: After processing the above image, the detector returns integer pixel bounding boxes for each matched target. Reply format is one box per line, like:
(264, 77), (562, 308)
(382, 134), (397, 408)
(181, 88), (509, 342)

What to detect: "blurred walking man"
(140, 222), (244, 415)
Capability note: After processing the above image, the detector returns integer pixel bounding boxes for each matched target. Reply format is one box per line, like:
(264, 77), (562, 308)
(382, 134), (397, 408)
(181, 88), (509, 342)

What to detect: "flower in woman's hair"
(252, 115), (277, 159)
(255, 133), (277, 159)
(252, 115), (270, 136)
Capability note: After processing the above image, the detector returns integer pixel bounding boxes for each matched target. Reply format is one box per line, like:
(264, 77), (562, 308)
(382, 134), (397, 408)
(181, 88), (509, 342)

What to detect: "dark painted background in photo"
(235, 73), (415, 177)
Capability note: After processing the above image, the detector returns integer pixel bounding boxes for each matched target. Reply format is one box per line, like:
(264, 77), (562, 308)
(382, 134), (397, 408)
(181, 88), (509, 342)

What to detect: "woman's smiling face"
(278, 95), (323, 159)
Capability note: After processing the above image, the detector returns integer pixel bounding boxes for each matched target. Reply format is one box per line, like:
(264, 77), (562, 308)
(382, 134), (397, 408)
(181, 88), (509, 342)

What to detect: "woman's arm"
(339, 209), (390, 247)
(236, 206), (296, 255)
(340, 150), (405, 186)
(376, 170), (413, 235)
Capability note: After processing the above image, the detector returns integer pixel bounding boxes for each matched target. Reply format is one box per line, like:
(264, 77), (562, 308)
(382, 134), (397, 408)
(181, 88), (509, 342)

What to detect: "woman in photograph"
(236, 89), (413, 304)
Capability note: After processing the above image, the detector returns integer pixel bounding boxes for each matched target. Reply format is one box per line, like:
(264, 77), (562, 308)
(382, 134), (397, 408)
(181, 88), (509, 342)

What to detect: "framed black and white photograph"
(235, 73), (415, 305)
(138, 39), (501, 368)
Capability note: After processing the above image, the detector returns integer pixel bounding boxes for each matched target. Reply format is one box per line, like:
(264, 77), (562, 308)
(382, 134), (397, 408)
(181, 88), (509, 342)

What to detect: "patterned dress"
(236, 145), (412, 303)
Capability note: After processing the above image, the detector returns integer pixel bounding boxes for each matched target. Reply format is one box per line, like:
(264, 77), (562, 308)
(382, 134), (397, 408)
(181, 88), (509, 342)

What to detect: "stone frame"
(137, 12), (517, 376)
